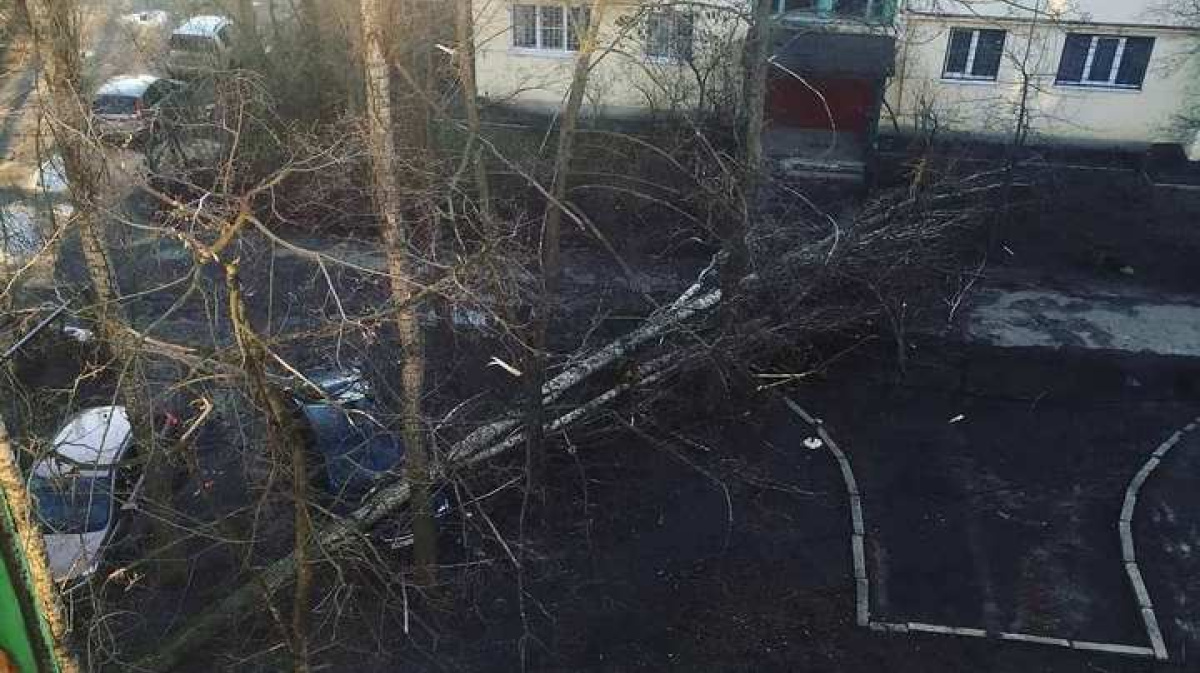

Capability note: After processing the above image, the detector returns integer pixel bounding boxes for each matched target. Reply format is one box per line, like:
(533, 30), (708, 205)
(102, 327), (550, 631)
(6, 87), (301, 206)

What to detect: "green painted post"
(0, 497), (59, 673)
(817, 0), (835, 16)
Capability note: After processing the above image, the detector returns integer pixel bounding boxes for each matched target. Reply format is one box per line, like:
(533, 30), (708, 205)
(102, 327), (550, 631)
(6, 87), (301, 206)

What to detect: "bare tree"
(25, 0), (186, 571)
(360, 0), (437, 584)
(526, 0), (610, 487)
(455, 0), (491, 219)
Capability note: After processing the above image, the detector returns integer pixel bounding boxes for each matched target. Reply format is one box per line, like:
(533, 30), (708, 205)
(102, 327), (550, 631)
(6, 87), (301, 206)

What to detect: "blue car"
(292, 370), (406, 511)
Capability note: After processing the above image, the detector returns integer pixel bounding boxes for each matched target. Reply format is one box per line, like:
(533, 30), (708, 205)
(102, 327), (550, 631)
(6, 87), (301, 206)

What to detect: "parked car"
(290, 370), (408, 512)
(92, 74), (188, 145)
(30, 406), (143, 584)
(166, 15), (237, 78)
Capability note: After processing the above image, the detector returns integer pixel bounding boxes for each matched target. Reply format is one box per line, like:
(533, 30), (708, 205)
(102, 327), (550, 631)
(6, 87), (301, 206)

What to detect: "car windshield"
(93, 95), (137, 115)
(303, 405), (404, 500)
(169, 33), (216, 52)
(30, 475), (113, 535)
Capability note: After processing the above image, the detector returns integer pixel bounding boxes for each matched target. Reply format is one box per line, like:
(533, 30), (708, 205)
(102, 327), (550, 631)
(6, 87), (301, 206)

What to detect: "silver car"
(92, 74), (187, 145)
(30, 406), (142, 585)
(166, 15), (237, 78)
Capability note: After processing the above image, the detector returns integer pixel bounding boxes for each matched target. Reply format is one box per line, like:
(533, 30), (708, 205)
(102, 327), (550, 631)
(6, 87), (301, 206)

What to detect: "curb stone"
(998, 632), (1071, 647)
(1142, 608), (1168, 660)
(781, 397), (1170, 661)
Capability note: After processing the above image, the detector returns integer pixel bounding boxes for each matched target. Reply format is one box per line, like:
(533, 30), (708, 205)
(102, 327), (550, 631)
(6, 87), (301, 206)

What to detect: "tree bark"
(233, 0), (265, 65)
(225, 259), (313, 673)
(0, 416), (79, 673)
(454, 0), (491, 220)
(704, 0), (769, 407)
(28, 0), (179, 573)
(360, 0), (437, 586)
(732, 0), (771, 299)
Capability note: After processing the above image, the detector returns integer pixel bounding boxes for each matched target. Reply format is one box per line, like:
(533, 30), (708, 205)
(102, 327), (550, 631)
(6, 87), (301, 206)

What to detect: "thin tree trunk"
(743, 0), (773, 192)
(0, 416), (79, 673)
(225, 259), (313, 673)
(233, 0), (265, 65)
(735, 0), (771, 285)
(361, 0), (437, 586)
(703, 0), (768, 407)
(28, 0), (178, 571)
(454, 0), (491, 220)
(13, 0), (31, 32)
(526, 0), (609, 490)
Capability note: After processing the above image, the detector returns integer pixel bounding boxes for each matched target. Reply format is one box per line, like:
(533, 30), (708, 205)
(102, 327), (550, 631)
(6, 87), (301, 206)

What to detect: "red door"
(767, 76), (876, 136)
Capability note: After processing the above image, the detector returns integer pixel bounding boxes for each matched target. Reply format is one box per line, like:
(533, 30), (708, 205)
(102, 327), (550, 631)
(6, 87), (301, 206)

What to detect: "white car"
(166, 15), (237, 78)
(92, 74), (187, 144)
(30, 406), (142, 584)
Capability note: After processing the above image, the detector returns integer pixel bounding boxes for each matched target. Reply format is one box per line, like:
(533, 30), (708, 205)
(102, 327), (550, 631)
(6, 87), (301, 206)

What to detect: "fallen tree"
(133, 266), (722, 672)
(129, 158), (997, 670)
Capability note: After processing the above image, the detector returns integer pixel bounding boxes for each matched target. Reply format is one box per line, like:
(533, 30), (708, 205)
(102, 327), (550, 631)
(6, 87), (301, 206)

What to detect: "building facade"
(473, 0), (748, 119)
(473, 0), (1200, 156)
(886, 0), (1200, 152)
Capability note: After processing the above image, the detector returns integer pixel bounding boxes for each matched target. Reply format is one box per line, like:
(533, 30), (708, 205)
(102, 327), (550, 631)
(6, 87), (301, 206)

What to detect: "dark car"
(290, 370), (406, 511)
(290, 370), (453, 532)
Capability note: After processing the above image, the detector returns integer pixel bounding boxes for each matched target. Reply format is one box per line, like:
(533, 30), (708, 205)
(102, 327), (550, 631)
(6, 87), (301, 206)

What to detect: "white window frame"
(1056, 34), (1154, 90)
(771, 0), (880, 19)
(644, 10), (694, 63)
(942, 28), (1002, 82)
(510, 4), (586, 55)
(1079, 35), (1128, 87)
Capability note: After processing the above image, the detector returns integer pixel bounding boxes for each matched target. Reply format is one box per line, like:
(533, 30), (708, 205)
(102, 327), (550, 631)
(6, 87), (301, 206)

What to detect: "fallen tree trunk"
(134, 274), (721, 672)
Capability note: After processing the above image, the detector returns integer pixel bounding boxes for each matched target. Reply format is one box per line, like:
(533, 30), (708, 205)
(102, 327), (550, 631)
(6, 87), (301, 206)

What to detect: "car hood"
(44, 530), (106, 583)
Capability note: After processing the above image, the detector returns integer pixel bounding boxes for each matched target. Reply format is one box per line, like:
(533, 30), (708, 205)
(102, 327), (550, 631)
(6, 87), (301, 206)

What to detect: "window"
(1056, 34), (1154, 89)
(645, 10), (695, 62)
(511, 4), (591, 52)
(943, 28), (1006, 81)
(774, 0), (818, 12)
(772, 0), (890, 21)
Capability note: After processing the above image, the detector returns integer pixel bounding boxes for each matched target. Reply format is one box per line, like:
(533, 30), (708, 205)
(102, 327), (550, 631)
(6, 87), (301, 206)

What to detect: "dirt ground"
(212, 337), (1190, 673)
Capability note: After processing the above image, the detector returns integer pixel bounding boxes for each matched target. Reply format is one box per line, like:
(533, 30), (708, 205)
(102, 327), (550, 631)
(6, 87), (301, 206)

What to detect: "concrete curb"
(1115, 416), (1200, 662)
(782, 397), (1176, 663)
(784, 397), (870, 626)
(867, 621), (1156, 658)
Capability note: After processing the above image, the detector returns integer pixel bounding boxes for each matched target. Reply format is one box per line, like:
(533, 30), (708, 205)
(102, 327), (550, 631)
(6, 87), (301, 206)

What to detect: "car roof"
(96, 74), (160, 98)
(174, 15), (232, 37)
(305, 369), (371, 404)
(35, 406), (131, 476)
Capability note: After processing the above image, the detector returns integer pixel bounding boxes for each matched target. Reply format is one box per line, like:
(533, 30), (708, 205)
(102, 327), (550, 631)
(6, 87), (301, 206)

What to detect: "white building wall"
(905, 0), (1192, 27)
(888, 0), (1200, 148)
(474, 0), (747, 118)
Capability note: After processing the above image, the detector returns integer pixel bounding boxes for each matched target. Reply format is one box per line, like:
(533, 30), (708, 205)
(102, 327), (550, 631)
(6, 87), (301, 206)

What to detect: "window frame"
(643, 9), (695, 63)
(510, 3), (590, 54)
(1055, 34), (1154, 90)
(771, 0), (890, 22)
(941, 27), (1006, 82)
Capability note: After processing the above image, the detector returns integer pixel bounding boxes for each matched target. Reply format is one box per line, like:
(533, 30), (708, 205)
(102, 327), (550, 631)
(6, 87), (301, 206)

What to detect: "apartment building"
(472, 0), (1200, 162)
(886, 1), (1200, 151)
